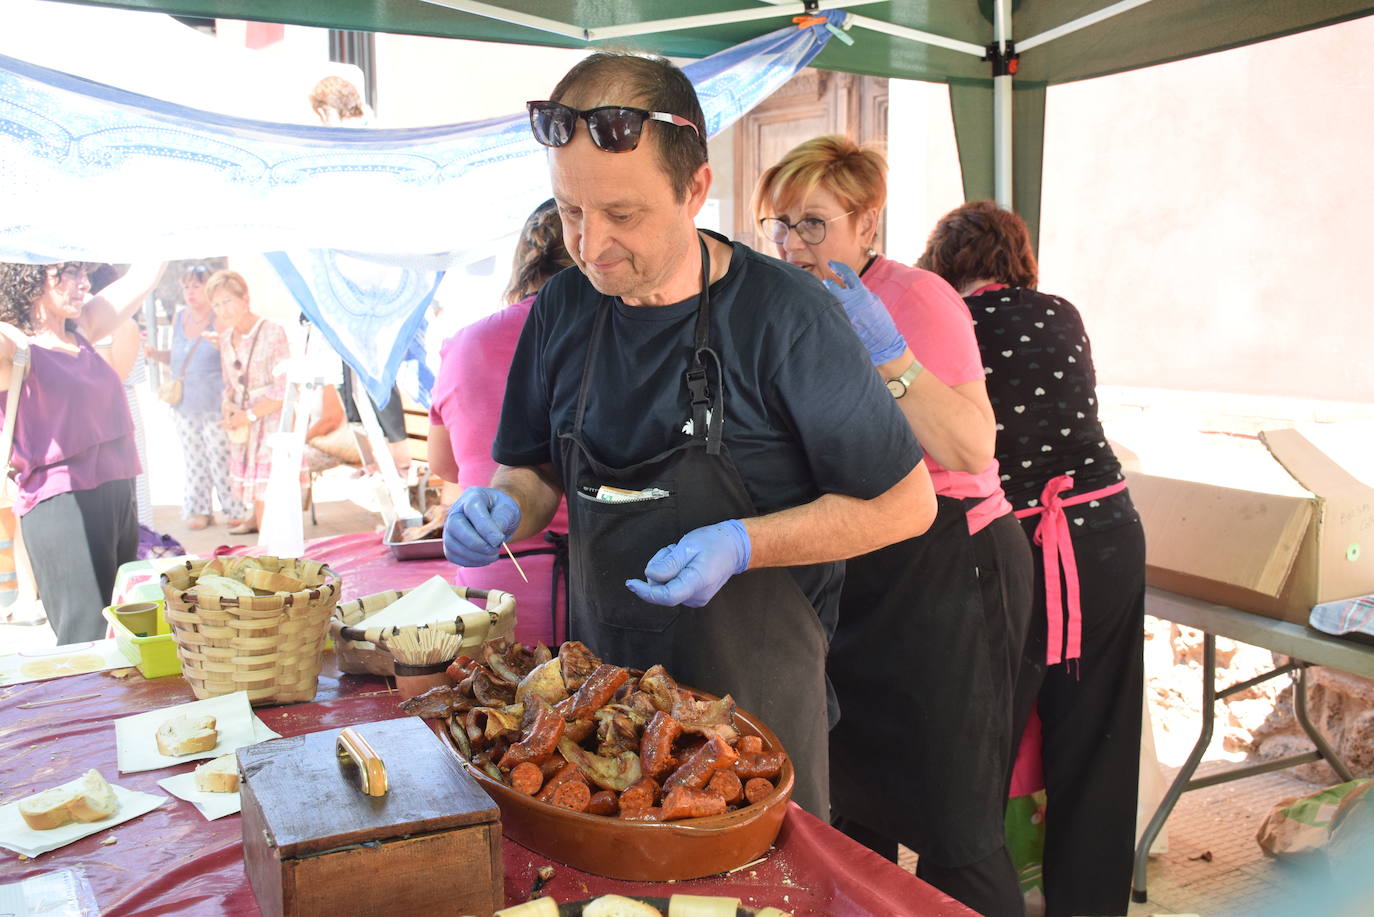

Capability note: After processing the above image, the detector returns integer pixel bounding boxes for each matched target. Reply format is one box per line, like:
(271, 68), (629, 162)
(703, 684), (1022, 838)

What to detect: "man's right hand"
(443, 487), (521, 567)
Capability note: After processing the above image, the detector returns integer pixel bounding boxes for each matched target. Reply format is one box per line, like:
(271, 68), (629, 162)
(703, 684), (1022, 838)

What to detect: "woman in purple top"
(0, 261), (165, 644)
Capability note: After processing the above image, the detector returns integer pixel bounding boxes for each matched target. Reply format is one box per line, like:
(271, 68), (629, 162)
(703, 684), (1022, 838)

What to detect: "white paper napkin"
(0, 639), (130, 686)
(156, 770), (241, 821)
(0, 783), (167, 859)
(357, 574), (484, 629)
(152, 717), (279, 821)
(114, 691), (263, 773)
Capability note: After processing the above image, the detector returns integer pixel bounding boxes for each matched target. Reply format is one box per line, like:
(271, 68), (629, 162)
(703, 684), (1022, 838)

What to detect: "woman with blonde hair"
(753, 137), (1032, 917)
(206, 270), (289, 536)
(427, 199), (574, 647)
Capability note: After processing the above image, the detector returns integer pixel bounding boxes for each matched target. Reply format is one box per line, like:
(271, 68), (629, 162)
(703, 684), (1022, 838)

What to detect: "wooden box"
(240, 717), (502, 917)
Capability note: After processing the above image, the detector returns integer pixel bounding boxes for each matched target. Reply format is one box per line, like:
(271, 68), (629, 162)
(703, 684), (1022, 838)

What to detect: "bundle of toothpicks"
(387, 624), (462, 667)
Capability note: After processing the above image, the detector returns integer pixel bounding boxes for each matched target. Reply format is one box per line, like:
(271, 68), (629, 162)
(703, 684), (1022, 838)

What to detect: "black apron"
(557, 237), (831, 817)
(828, 495), (1010, 866)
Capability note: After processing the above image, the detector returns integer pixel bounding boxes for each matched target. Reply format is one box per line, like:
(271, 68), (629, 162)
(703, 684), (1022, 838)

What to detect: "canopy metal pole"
(838, 14), (986, 58)
(585, 1), (888, 42)
(993, 0), (1013, 208)
(422, 0), (891, 42)
(1019, 0), (1159, 53)
(416, 0), (585, 39)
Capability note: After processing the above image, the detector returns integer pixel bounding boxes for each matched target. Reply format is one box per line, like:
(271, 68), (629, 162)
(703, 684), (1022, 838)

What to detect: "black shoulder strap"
(685, 235), (724, 455)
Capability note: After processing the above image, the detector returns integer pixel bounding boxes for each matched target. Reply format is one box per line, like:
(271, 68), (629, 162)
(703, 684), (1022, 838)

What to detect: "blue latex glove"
(443, 487), (521, 567)
(625, 520), (751, 608)
(822, 260), (906, 365)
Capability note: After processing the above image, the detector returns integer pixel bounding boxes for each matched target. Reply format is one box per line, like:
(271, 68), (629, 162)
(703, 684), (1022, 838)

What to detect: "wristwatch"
(885, 359), (924, 399)
(245, 408), (258, 423)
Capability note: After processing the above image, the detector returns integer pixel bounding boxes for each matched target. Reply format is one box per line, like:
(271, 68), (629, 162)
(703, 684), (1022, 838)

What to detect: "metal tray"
(383, 518), (447, 561)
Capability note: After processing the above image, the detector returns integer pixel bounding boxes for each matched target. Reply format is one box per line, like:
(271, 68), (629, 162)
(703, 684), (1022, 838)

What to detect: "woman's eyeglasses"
(527, 100), (700, 153)
(759, 211), (854, 246)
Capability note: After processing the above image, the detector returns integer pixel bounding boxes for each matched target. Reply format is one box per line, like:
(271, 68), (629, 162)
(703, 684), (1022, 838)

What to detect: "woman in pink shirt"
(0, 261), (164, 644)
(428, 200), (573, 648)
(754, 137), (1033, 917)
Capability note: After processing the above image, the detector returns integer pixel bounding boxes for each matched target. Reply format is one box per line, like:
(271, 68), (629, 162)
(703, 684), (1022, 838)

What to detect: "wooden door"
(733, 70), (889, 251)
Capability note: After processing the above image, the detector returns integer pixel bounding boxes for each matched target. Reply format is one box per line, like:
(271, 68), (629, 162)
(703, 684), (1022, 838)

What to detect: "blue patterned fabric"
(0, 13), (838, 402)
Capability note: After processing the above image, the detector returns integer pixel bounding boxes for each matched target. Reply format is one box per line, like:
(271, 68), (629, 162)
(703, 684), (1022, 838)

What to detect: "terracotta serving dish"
(558, 900), (762, 915)
(439, 692), (794, 881)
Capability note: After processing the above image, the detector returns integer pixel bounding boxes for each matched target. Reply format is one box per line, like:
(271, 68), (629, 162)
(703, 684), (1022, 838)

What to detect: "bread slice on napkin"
(18, 769), (119, 829)
(157, 714), (219, 756)
(194, 754), (240, 793)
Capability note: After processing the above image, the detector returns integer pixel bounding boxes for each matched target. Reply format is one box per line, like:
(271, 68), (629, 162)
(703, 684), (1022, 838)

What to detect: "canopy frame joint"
(982, 39), (1019, 77)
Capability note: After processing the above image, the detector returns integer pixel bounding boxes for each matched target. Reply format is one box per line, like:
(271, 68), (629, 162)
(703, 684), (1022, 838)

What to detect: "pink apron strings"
(1014, 475), (1127, 665)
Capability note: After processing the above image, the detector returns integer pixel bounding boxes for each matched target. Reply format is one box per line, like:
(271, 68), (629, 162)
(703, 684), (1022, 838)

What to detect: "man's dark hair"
(550, 52), (708, 201)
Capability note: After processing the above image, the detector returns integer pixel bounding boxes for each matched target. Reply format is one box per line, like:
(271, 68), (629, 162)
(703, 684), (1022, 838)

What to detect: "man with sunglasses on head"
(443, 52), (936, 818)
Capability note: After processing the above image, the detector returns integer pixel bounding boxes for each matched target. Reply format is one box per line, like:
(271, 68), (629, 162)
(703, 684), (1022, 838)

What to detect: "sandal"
(227, 523), (258, 536)
(186, 514), (213, 531)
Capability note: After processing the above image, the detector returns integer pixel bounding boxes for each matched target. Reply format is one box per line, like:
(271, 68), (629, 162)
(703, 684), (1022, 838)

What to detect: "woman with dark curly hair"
(427, 199), (574, 646)
(919, 201), (1146, 917)
(0, 261), (164, 644)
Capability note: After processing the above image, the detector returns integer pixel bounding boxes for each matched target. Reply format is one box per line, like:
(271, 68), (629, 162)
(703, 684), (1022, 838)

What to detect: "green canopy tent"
(53, 0), (1374, 249)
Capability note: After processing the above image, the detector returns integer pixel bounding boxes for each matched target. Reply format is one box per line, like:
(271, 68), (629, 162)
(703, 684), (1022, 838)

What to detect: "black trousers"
(833, 815), (1025, 917)
(21, 478), (139, 645)
(973, 511), (1037, 798)
(831, 502), (1032, 917)
(1017, 515), (1147, 917)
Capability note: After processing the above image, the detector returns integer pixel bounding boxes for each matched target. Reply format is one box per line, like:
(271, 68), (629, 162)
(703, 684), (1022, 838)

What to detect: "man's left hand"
(625, 520), (751, 608)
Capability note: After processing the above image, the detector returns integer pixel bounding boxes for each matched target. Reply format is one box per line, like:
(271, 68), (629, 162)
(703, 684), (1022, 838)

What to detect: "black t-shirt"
(969, 286), (1135, 532)
(494, 232), (922, 632)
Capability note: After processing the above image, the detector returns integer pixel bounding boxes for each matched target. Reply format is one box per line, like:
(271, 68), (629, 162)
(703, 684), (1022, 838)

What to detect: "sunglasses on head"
(527, 100), (700, 153)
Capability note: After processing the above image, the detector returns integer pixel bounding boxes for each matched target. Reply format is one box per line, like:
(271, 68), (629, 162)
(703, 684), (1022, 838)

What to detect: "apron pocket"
(572, 490), (684, 634)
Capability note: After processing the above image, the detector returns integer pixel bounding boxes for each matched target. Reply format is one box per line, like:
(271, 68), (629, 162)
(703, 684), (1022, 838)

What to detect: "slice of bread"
(194, 754), (240, 793)
(157, 713), (219, 756)
(18, 785), (79, 830)
(582, 896), (664, 917)
(67, 769), (119, 822)
(18, 769), (119, 830)
(243, 569), (306, 594)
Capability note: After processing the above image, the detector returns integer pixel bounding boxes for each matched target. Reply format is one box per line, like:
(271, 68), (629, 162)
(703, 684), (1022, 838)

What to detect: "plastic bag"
(137, 524), (185, 560)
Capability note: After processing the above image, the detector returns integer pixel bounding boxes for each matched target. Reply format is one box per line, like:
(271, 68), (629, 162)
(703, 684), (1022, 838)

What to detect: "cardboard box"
(1129, 427), (1374, 625)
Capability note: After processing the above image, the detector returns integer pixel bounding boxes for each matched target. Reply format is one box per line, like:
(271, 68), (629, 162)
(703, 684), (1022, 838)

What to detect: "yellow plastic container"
(102, 601), (183, 679)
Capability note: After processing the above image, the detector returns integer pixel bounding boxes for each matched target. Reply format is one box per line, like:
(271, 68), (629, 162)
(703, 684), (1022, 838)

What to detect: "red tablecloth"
(0, 668), (975, 916)
(1, 533), (978, 916)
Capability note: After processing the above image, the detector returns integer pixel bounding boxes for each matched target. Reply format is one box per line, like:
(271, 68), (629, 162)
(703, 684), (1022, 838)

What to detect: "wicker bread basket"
(161, 556), (342, 705)
(330, 585), (516, 677)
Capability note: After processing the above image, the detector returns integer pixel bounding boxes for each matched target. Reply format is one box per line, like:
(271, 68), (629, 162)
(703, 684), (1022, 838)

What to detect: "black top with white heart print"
(968, 286), (1135, 532)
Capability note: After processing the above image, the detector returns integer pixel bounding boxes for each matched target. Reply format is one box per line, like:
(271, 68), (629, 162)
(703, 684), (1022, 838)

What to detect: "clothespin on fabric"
(793, 0), (825, 28)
